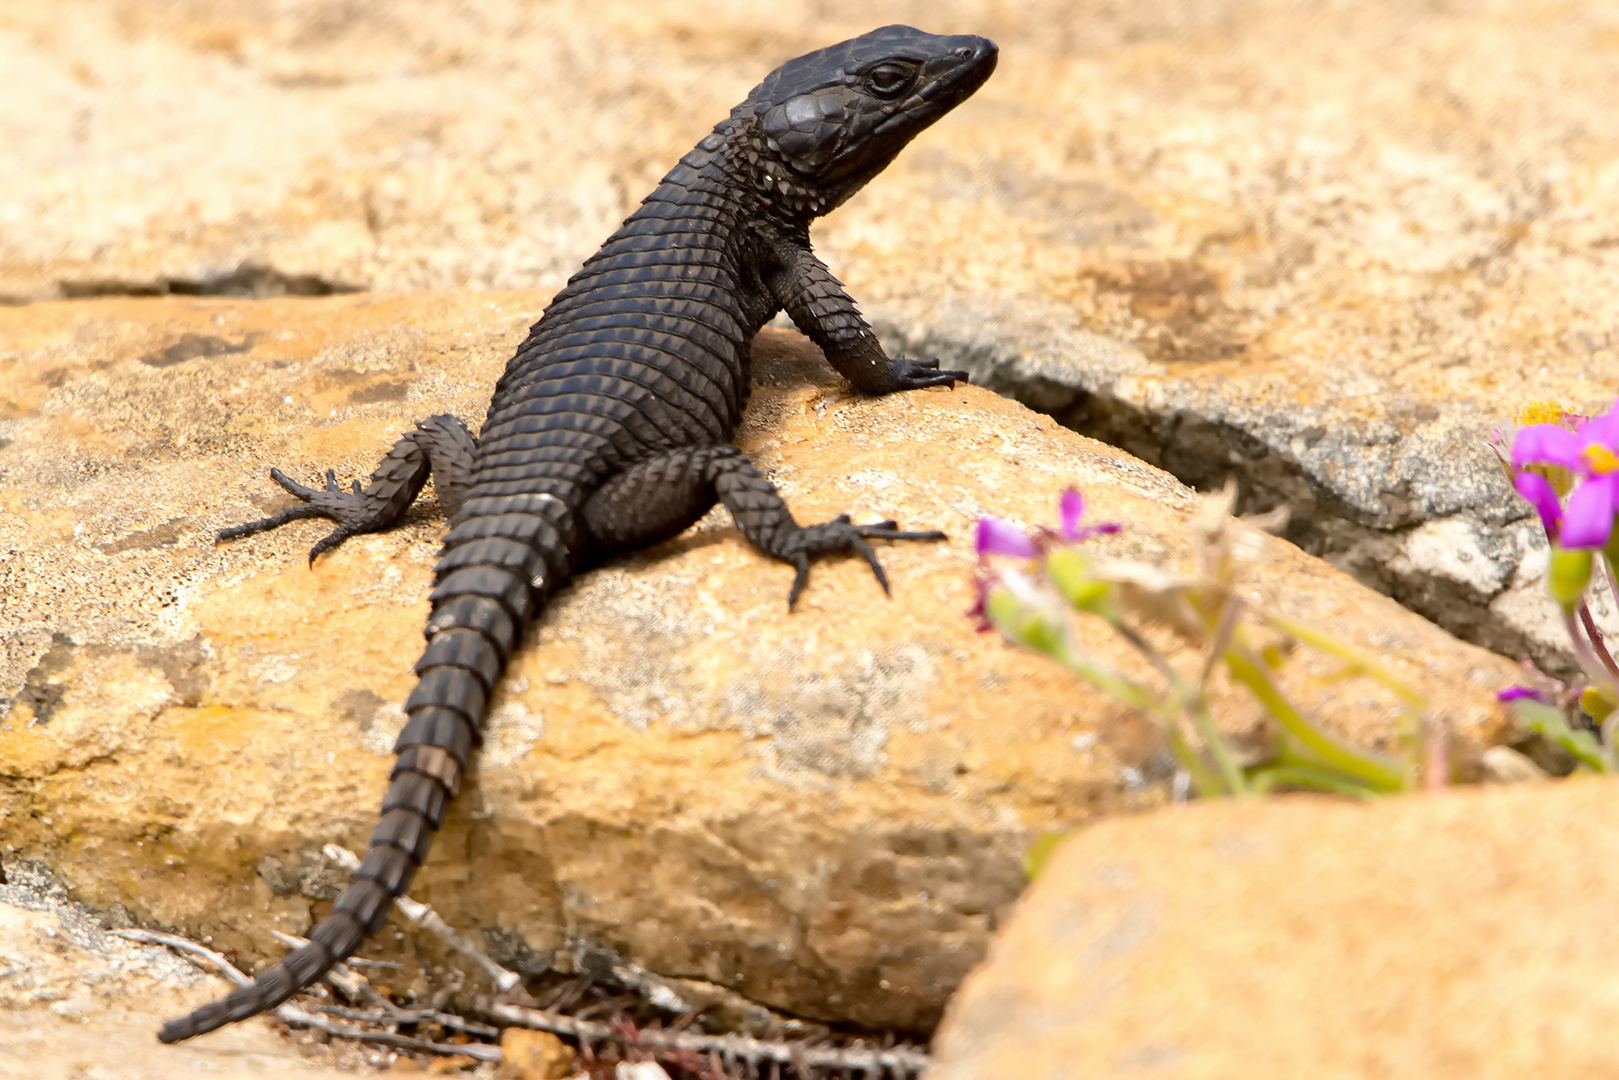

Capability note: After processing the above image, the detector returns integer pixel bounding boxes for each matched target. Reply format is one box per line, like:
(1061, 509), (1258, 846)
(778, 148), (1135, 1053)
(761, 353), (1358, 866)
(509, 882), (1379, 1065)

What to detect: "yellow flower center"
(1585, 444), (1619, 474)
(1516, 399), (1570, 428)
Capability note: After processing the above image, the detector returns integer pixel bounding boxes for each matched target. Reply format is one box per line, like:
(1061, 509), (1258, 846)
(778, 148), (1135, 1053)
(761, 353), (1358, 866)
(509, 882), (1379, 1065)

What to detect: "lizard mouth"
(890, 35), (998, 130)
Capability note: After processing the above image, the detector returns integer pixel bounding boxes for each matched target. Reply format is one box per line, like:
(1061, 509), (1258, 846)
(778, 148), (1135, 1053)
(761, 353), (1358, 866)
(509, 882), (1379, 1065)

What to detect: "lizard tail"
(159, 570), (531, 1043)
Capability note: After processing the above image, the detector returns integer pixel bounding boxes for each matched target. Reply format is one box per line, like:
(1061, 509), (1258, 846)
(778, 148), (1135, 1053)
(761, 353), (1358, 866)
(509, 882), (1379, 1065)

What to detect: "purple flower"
(1497, 686), (1549, 705)
(1512, 401), (1619, 548)
(1513, 472), (1563, 541)
(1058, 488), (1121, 543)
(976, 518), (1038, 560)
(1565, 476), (1619, 549)
(973, 488), (1121, 628)
(976, 490), (1121, 562)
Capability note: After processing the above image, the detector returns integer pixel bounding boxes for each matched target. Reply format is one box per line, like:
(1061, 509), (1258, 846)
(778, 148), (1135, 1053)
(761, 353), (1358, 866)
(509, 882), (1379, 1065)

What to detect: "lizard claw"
(218, 466), (375, 560)
(783, 515), (949, 608)
(891, 355), (968, 390)
(269, 467), (322, 501)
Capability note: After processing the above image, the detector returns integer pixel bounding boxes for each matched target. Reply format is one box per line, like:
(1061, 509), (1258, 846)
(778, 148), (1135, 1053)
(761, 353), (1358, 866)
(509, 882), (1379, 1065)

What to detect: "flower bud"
(1547, 546), (1594, 610)
(1044, 547), (1112, 614)
(1581, 685), (1618, 724)
(985, 570), (1070, 657)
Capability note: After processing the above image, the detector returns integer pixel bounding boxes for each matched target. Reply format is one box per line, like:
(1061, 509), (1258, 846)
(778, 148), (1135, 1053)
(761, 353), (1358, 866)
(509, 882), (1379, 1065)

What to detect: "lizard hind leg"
(216, 414), (477, 564)
(580, 445), (742, 551)
(583, 444), (946, 608)
(705, 449), (948, 606)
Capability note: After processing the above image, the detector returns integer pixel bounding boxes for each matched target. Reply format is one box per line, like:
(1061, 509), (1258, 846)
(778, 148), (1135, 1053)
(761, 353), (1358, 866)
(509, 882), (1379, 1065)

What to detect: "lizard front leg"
(218, 413), (477, 563)
(766, 243), (968, 396)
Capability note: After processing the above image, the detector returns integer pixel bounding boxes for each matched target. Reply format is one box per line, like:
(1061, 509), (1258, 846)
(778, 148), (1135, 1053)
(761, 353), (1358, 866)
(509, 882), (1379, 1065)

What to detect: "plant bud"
(1548, 546), (1593, 610)
(985, 570), (1069, 657)
(1044, 547), (1112, 613)
(1581, 685), (1618, 723)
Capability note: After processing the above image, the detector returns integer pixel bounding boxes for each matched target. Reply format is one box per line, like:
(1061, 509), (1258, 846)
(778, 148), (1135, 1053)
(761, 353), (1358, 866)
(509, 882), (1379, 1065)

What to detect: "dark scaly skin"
(158, 25), (997, 1044)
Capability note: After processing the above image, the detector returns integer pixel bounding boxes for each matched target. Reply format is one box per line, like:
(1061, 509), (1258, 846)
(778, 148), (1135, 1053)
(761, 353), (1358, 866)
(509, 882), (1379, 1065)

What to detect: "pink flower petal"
(1514, 471), (1563, 540)
(1512, 424), (1583, 470)
(1579, 400), (1619, 452)
(1559, 473), (1619, 549)
(1497, 686), (1549, 704)
(976, 517), (1038, 559)
(1058, 488), (1085, 539)
(1066, 521), (1122, 544)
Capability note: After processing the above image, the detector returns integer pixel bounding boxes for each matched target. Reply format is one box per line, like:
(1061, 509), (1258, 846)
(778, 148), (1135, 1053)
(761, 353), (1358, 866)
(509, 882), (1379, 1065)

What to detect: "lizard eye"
(864, 62), (915, 98)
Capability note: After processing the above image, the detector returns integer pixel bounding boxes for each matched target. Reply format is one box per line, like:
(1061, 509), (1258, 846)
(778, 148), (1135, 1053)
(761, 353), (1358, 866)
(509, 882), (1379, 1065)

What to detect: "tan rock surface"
(498, 1028), (572, 1080)
(0, 292), (1522, 1038)
(928, 778), (1619, 1080)
(0, 861), (355, 1079)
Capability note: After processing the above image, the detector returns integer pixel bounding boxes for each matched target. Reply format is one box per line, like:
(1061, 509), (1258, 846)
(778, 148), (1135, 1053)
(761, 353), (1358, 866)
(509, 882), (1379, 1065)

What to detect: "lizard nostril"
(955, 46), (975, 60)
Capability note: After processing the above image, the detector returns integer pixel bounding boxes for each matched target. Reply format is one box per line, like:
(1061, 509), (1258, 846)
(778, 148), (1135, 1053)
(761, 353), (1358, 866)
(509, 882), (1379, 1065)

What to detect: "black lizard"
(158, 24), (997, 1043)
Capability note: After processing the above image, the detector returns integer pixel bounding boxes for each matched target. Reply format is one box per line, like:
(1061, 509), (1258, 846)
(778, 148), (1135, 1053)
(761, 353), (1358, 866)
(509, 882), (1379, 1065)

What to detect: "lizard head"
(730, 25), (998, 213)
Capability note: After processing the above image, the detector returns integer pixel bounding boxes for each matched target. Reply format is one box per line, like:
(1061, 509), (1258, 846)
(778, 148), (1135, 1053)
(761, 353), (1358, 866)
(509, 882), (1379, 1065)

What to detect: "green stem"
(1225, 639), (1405, 792)
(1184, 691), (1249, 796)
(1200, 594), (1245, 688)
(1165, 721), (1228, 797)
(1103, 612), (1249, 795)
(1187, 596), (1251, 795)
(1248, 765), (1382, 800)
(1561, 607), (1619, 697)
(1047, 640), (1162, 716)
(1577, 601), (1619, 683)
(1049, 636), (1240, 797)
(1264, 614), (1425, 707)
(1107, 616), (1182, 687)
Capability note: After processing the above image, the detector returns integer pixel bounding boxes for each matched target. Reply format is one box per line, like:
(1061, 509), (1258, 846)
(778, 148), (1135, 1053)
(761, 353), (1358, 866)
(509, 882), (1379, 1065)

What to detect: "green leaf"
(1513, 698), (1614, 772)
(1226, 642), (1406, 792)
(1247, 764), (1383, 799)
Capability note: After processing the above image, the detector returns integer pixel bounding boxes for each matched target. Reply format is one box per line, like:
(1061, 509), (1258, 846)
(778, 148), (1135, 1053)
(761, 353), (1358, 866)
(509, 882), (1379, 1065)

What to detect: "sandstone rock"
(0, 293), (1523, 1039)
(0, 859), (354, 1078)
(5, 1), (1616, 672)
(499, 1028), (572, 1080)
(928, 778), (1619, 1080)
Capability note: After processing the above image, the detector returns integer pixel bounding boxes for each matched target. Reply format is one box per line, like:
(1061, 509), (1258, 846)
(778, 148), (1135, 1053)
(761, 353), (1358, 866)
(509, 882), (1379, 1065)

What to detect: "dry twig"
(111, 927), (501, 1063)
(268, 927), (500, 1038)
(119, 879), (933, 1078)
(478, 997), (932, 1078)
(323, 843), (523, 993)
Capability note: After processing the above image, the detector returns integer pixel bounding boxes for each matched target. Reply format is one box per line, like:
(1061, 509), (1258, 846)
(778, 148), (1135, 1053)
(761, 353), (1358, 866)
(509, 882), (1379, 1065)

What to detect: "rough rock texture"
(0, 859), (356, 1078)
(498, 1029), (572, 1080)
(928, 778), (1619, 1080)
(0, 293), (1521, 1037)
(5, 1), (1617, 671)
